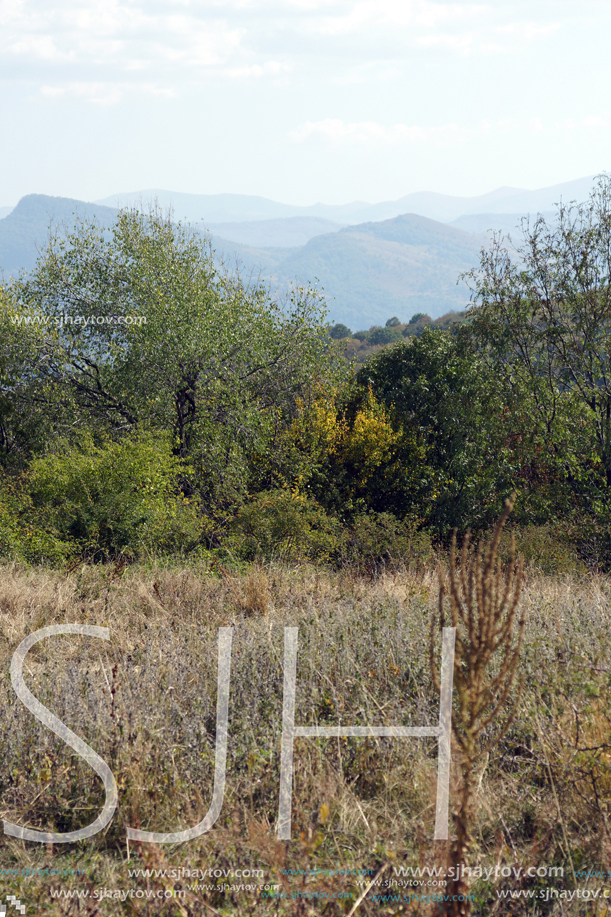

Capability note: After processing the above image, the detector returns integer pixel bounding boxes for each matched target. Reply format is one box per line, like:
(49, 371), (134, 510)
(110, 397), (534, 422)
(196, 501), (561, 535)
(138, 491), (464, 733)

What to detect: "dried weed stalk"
(431, 497), (525, 916)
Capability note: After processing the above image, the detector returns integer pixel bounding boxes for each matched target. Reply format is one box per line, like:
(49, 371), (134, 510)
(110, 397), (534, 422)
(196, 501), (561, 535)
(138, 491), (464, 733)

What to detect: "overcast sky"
(1, 0), (610, 206)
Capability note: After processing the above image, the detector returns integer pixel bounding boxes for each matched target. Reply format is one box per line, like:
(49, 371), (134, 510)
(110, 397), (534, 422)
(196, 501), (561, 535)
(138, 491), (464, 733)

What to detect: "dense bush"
(498, 525), (587, 576)
(341, 512), (433, 572)
(228, 489), (343, 563)
(25, 435), (203, 560)
(0, 475), (71, 564)
(229, 494), (433, 571)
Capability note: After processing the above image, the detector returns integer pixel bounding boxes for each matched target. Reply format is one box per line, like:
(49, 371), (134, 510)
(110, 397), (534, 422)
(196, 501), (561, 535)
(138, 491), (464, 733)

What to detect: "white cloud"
(40, 80), (177, 105)
(417, 18), (561, 54)
(0, 0), (602, 147)
(289, 118), (465, 145)
(289, 116), (570, 147)
(225, 60), (291, 78)
(498, 21), (562, 41)
(559, 114), (611, 130)
(0, 0), (570, 86)
(40, 81), (124, 105)
(316, 0), (488, 36)
(0, 0), (280, 92)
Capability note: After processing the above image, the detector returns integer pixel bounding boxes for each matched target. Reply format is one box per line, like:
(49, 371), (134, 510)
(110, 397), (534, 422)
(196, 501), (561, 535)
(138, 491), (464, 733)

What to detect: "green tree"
(5, 208), (338, 520)
(369, 326), (402, 346)
(358, 329), (513, 533)
(0, 286), (72, 472)
(329, 322), (352, 339)
(464, 173), (611, 516)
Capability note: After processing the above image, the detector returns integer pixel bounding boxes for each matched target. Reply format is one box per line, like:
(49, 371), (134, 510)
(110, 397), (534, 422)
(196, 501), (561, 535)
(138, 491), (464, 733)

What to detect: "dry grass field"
(0, 557), (609, 915)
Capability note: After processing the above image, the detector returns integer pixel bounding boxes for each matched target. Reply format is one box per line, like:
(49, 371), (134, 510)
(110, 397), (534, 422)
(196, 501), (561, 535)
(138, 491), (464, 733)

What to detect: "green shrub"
(499, 525), (587, 575)
(26, 434), (203, 560)
(229, 490), (344, 563)
(559, 517), (611, 573)
(341, 512), (433, 572)
(0, 475), (71, 564)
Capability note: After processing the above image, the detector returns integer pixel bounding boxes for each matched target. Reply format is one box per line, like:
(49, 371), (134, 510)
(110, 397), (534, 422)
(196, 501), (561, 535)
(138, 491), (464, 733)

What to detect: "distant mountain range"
(0, 195), (118, 276)
(93, 175), (600, 225)
(205, 216), (345, 249)
(95, 186), (523, 225)
(224, 215), (485, 325)
(0, 174), (604, 327)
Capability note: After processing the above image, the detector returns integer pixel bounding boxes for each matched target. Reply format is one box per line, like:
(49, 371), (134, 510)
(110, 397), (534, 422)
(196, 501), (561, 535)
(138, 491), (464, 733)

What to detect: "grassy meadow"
(0, 554), (609, 916)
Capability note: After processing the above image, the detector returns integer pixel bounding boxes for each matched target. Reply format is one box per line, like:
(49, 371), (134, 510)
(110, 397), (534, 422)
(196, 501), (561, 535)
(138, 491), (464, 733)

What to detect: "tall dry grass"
(0, 558), (609, 915)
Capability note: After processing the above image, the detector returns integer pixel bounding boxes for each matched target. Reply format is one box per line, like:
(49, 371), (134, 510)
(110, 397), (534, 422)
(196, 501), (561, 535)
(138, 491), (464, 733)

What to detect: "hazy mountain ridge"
(449, 211), (557, 235)
(94, 174), (600, 225)
(271, 214), (484, 325)
(1, 174), (604, 326)
(203, 216), (345, 248)
(96, 190), (315, 223)
(214, 214), (487, 325)
(0, 194), (118, 276)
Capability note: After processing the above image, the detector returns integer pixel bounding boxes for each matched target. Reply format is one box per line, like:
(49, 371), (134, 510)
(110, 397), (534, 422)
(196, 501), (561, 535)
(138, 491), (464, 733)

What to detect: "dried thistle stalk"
(431, 496), (525, 916)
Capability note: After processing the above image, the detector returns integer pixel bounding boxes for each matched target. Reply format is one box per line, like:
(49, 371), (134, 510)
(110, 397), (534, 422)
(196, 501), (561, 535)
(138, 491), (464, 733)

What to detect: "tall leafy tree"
(4, 208), (337, 515)
(358, 328), (513, 533)
(464, 173), (611, 515)
(0, 286), (72, 470)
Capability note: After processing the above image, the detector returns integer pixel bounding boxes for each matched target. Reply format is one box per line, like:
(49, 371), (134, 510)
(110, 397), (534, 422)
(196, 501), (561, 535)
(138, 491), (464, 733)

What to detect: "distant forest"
(328, 310), (466, 363)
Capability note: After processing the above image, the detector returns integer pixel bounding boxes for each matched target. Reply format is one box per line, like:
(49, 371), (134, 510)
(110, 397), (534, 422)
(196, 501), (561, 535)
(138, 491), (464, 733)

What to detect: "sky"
(1, 0), (611, 206)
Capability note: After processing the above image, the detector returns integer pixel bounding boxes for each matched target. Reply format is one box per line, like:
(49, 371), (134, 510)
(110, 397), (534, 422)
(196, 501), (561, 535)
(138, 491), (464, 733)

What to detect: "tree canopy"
(2, 208), (340, 522)
(464, 173), (611, 517)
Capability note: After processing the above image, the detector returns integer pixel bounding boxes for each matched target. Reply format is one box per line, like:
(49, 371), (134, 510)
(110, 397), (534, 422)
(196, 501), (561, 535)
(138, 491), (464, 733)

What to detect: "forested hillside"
(271, 214), (482, 325)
